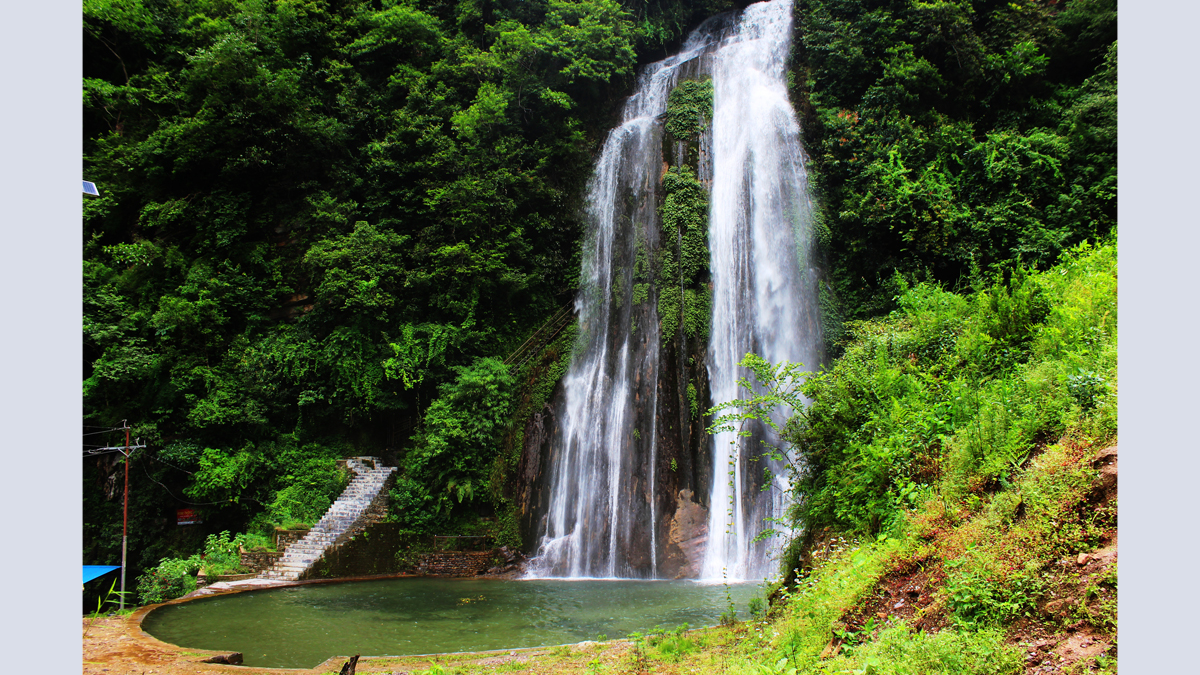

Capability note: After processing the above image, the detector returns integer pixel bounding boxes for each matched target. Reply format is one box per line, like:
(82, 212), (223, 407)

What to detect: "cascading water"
(700, 0), (823, 582)
(524, 38), (707, 579)
(527, 0), (821, 581)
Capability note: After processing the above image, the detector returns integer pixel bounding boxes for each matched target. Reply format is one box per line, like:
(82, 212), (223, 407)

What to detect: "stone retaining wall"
(305, 522), (416, 579)
(239, 547), (282, 572)
(416, 551), (496, 576)
(303, 522), (501, 579)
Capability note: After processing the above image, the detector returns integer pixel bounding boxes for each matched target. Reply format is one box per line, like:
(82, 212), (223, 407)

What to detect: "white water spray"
(700, 0), (822, 582)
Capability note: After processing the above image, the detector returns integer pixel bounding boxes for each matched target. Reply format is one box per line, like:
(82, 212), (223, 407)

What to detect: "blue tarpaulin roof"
(83, 565), (121, 584)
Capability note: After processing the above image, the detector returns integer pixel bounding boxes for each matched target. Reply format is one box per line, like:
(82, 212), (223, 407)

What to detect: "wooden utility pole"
(121, 421), (129, 611)
(82, 420), (145, 612)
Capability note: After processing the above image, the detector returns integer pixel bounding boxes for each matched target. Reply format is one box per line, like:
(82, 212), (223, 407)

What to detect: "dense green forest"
(83, 0), (737, 571)
(82, 0), (1115, 596)
(792, 0), (1115, 331)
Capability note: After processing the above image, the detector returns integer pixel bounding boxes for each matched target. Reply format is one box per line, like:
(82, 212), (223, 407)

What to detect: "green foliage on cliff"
(503, 321), (580, 467)
(657, 164), (711, 342)
(793, 0), (1117, 324)
(790, 241), (1116, 536)
(665, 78), (713, 140)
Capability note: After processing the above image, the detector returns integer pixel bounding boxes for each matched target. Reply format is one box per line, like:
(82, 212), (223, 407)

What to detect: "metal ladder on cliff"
(503, 302), (577, 373)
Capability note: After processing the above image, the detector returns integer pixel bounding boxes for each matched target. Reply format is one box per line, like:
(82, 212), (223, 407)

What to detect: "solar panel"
(82, 180), (100, 196)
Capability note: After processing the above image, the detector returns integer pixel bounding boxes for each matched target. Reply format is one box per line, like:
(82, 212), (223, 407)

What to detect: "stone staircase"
(258, 456), (396, 582)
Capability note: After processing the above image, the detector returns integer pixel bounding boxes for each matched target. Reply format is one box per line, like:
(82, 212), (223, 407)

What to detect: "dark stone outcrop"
(510, 385), (562, 556)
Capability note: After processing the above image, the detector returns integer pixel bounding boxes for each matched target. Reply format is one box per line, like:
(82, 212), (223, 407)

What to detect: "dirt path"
(83, 609), (332, 675)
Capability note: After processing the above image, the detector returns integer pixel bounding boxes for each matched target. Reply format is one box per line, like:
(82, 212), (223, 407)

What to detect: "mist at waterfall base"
(142, 578), (760, 668)
(527, 0), (822, 582)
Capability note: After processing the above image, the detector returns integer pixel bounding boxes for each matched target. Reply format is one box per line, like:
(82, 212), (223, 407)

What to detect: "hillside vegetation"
(83, 1), (1117, 644)
(760, 240), (1117, 673)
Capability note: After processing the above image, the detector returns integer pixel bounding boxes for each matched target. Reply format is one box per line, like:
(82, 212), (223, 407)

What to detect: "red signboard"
(177, 508), (201, 525)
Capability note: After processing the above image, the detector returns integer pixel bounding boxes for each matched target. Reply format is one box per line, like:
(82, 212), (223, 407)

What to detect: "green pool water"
(141, 577), (762, 668)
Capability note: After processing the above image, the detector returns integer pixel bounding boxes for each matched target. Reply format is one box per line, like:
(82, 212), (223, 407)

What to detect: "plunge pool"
(141, 577), (761, 668)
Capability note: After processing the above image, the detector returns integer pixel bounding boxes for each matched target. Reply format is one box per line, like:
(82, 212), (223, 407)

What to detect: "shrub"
(826, 621), (1023, 675)
(264, 446), (349, 526)
(391, 357), (515, 533)
(238, 531), (274, 551)
(200, 531), (247, 575)
(136, 555), (201, 605)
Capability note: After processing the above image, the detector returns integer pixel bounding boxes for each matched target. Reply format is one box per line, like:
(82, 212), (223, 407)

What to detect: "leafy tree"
(391, 357), (516, 532)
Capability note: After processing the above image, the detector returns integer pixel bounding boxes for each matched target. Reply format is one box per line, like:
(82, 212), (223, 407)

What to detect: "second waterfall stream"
(526, 0), (823, 582)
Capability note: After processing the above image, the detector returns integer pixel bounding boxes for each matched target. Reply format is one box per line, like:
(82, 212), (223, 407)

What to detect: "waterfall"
(527, 0), (821, 581)
(523, 41), (706, 579)
(700, 0), (822, 582)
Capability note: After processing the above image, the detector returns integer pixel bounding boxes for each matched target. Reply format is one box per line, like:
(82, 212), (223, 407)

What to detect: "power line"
(139, 460), (235, 506)
(146, 453), (194, 475)
(82, 428), (123, 437)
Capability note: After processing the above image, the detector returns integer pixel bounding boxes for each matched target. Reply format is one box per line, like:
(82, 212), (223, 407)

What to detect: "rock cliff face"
(510, 369), (714, 578)
(661, 489), (709, 578)
(511, 389), (560, 554)
(506, 137), (717, 576)
(650, 332), (714, 578)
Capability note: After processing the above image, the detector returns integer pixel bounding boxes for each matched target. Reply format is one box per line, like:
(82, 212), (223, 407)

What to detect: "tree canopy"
(83, 0), (736, 570)
(792, 0), (1116, 327)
